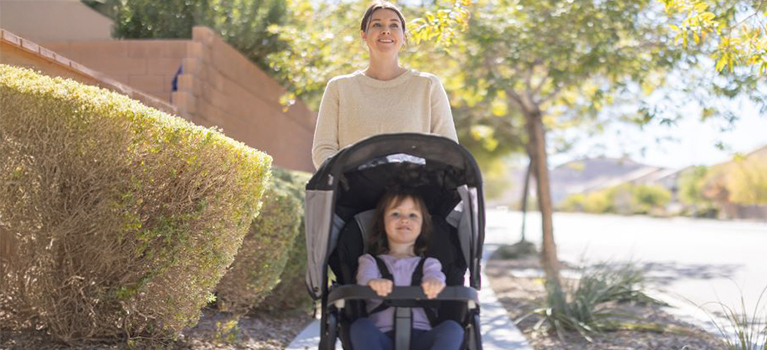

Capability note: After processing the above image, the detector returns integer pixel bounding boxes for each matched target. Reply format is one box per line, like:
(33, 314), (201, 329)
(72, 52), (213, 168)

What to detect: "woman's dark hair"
(360, 1), (407, 34)
(368, 191), (432, 256)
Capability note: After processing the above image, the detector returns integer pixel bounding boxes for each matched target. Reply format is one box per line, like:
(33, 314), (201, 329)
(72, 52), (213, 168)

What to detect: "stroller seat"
(305, 133), (485, 350)
(327, 208), (480, 350)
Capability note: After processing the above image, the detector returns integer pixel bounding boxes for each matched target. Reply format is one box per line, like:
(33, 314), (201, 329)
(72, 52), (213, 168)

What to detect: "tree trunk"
(519, 158), (532, 242)
(524, 108), (560, 283)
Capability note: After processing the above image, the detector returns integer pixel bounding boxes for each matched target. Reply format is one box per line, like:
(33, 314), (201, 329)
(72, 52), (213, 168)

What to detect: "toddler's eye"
(409, 214), (419, 219)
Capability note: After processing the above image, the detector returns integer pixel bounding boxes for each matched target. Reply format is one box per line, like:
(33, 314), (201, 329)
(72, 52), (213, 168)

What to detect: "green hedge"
(258, 169), (313, 314)
(257, 229), (313, 314)
(215, 168), (312, 314)
(215, 168), (301, 313)
(0, 64), (271, 343)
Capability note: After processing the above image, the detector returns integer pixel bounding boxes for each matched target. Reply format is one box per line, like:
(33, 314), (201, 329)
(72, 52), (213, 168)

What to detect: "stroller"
(305, 133), (485, 350)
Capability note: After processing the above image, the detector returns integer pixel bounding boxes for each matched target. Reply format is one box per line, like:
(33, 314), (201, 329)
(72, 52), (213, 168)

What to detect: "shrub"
(561, 184), (671, 216)
(584, 190), (613, 213)
(257, 230), (313, 314)
(560, 193), (587, 212)
(678, 166), (715, 210)
(630, 184), (671, 215)
(257, 169), (313, 314)
(215, 168), (306, 313)
(0, 65), (271, 343)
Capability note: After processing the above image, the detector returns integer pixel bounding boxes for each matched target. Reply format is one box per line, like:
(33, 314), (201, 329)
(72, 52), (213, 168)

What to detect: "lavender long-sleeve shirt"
(356, 253), (446, 332)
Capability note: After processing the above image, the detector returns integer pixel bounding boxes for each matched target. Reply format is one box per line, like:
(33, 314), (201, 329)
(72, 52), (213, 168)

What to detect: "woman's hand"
(368, 278), (393, 297)
(421, 278), (445, 299)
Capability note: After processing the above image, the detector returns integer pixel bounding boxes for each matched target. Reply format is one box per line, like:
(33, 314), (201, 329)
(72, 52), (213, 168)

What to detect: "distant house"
(549, 157), (666, 205)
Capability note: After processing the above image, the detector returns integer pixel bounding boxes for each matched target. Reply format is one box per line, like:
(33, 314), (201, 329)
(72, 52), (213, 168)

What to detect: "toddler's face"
(383, 196), (423, 246)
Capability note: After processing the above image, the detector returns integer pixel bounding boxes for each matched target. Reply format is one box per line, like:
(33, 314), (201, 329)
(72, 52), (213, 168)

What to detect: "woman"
(311, 1), (458, 169)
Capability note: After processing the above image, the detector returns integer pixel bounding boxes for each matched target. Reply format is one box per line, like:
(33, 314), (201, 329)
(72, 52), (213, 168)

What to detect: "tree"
(659, 0), (767, 74)
(90, 0), (288, 70)
(266, 0), (759, 284)
(448, 0), (710, 283)
(727, 155), (767, 205)
(264, 0), (473, 110)
(678, 165), (718, 215)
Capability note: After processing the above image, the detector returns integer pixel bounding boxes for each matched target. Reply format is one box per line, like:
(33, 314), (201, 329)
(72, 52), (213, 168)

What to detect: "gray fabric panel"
(467, 187), (480, 276)
(468, 187), (479, 238)
(305, 190), (334, 299)
(354, 209), (376, 254)
(446, 202), (463, 228)
(456, 185), (473, 271)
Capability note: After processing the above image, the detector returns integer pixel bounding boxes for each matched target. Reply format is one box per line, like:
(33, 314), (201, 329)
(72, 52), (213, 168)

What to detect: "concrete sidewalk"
(285, 244), (533, 350)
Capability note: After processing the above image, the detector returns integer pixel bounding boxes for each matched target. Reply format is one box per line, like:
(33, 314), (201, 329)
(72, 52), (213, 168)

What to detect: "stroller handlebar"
(326, 285), (479, 309)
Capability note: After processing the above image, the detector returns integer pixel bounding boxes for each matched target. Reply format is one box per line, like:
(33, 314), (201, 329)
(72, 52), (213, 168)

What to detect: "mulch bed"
(484, 251), (727, 350)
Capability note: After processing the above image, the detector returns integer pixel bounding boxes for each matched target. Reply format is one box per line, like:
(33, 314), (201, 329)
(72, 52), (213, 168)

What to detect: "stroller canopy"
(305, 133), (485, 300)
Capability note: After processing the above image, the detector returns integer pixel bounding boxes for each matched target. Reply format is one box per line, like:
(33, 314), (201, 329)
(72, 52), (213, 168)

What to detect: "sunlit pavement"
(485, 209), (767, 336)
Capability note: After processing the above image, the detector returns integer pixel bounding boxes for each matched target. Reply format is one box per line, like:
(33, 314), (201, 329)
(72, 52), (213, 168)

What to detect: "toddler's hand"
(368, 278), (393, 297)
(421, 278), (445, 299)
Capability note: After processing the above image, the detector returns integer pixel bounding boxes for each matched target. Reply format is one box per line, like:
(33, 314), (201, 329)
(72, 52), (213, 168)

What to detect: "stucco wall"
(1, 29), (176, 115)
(35, 27), (316, 171)
(175, 27), (315, 172)
(39, 40), (190, 103)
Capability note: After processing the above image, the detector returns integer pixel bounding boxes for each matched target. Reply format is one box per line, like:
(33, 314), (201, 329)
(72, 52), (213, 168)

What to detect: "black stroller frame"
(305, 133), (486, 350)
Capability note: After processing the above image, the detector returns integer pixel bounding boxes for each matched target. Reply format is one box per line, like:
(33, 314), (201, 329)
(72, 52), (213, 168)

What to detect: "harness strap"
(368, 255), (439, 326)
(410, 257), (427, 286)
(374, 255), (394, 281)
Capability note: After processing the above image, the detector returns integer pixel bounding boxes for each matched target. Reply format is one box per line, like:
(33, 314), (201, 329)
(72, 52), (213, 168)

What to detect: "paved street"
(485, 209), (767, 333)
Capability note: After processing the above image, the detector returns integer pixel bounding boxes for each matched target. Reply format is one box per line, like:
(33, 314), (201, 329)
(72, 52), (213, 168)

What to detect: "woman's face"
(383, 196), (423, 247)
(361, 9), (405, 55)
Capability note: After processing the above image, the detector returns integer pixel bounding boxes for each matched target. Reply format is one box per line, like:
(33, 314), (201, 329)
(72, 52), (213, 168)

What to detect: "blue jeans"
(349, 317), (464, 350)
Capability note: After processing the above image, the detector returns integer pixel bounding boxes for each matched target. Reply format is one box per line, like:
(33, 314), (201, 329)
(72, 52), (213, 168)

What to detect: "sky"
(549, 96), (767, 170)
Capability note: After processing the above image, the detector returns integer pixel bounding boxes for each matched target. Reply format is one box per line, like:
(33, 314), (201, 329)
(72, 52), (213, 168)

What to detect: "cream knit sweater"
(311, 69), (458, 169)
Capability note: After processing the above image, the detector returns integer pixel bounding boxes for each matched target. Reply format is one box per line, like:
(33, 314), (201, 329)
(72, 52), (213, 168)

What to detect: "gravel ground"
(0, 309), (312, 350)
(485, 253), (728, 350)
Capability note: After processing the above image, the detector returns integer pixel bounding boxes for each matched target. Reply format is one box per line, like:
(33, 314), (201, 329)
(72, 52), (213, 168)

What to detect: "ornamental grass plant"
(0, 64), (271, 344)
(519, 262), (668, 342)
(704, 286), (767, 350)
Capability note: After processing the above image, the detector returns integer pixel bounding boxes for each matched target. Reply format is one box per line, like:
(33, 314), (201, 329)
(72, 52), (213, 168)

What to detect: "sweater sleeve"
(357, 254), (382, 286)
(429, 76), (458, 142)
(312, 79), (340, 169)
(422, 257), (446, 284)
